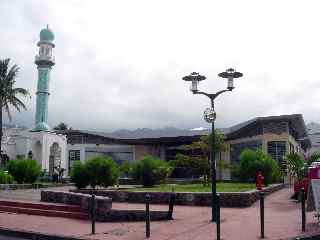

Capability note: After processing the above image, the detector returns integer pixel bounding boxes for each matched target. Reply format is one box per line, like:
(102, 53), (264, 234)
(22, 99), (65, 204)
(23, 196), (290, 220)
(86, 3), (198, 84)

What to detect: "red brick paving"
(0, 187), (319, 240)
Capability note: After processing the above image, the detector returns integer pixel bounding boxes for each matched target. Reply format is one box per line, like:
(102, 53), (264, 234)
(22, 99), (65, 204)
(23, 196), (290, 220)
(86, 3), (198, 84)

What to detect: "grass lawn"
(127, 183), (256, 192)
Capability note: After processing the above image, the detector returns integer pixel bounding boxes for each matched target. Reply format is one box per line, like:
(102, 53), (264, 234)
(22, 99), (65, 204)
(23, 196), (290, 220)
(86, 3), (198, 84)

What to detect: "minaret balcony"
(35, 55), (55, 66)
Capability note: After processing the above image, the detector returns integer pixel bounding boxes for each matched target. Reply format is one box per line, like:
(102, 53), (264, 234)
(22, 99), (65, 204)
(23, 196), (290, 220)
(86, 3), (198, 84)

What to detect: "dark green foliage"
(308, 152), (320, 166)
(286, 153), (306, 181)
(7, 159), (41, 184)
(53, 122), (70, 131)
(70, 161), (89, 189)
(86, 156), (119, 189)
(169, 131), (226, 186)
(71, 156), (120, 189)
(119, 161), (132, 177)
(232, 149), (282, 185)
(131, 155), (173, 187)
(0, 170), (14, 184)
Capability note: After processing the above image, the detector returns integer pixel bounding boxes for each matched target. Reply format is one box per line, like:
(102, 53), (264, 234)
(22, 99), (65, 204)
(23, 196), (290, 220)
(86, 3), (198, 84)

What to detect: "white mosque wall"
(1, 128), (68, 177)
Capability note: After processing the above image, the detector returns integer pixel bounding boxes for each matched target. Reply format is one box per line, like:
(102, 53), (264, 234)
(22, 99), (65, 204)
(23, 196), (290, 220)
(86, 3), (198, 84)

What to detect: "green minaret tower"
(34, 25), (55, 131)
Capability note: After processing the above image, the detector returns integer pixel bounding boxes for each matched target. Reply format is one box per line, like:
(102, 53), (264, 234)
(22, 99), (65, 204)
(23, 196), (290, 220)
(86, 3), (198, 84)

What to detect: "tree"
(131, 155), (173, 187)
(169, 131), (226, 186)
(53, 122), (69, 131)
(232, 149), (282, 185)
(0, 59), (30, 164)
(286, 153), (306, 182)
(71, 156), (120, 189)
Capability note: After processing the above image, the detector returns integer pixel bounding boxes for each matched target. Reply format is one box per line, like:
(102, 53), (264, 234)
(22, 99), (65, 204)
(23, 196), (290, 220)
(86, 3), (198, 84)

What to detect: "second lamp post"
(182, 68), (243, 222)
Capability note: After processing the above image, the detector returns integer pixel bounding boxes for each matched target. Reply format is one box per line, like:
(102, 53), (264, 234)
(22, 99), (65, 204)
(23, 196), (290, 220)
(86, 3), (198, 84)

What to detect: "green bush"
(70, 161), (89, 189)
(7, 159), (41, 184)
(0, 170), (14, 184)
(71, 156), (120, 189)
(86, 156), (119, 189)
(130, 155), (173, 187)
(119, 161), (132, 177)
(232, 149), (282, 185)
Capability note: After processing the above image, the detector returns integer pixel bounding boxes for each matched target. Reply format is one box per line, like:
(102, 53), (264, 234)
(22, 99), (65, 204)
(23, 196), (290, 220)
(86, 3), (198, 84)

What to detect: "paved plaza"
(0, 186), (73, 202)
(0, 186), (319, 239)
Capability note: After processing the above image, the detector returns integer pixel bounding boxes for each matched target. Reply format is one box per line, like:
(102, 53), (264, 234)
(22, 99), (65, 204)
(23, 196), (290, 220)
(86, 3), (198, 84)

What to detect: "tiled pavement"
(0, 186), (319, 239)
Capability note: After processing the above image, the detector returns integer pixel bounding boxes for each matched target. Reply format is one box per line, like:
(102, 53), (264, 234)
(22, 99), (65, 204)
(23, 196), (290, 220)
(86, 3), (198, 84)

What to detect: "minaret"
(34, 25), (55, 131)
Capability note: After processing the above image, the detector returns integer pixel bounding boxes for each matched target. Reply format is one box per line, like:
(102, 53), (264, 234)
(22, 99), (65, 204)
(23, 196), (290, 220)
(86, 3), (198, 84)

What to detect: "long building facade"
(61, 114), (311, 180)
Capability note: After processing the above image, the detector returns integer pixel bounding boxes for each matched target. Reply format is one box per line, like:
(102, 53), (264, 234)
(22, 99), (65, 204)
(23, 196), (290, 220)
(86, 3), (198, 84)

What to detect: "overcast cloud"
(1, 0), (320, 132)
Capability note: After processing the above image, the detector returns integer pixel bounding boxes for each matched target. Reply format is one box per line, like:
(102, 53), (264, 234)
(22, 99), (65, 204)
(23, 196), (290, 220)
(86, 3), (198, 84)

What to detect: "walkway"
(0, 187), (318, 239)
(0, 186), (73, 202)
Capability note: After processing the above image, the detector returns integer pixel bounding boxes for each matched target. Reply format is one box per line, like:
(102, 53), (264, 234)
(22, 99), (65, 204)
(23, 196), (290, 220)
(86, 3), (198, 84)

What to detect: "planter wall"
(72, 183), (284, 207)
(41, 190), (170, 221)
(41, 190), (112, 215)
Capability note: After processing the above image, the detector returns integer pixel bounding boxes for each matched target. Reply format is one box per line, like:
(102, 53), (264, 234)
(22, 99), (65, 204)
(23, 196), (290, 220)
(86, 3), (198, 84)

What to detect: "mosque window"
(69, 150), (80, 173)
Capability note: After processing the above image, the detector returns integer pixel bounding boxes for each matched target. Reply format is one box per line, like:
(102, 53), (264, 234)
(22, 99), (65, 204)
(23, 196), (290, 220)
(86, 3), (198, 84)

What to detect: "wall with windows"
(67, 144), (135, 175)
(220, 130), (302, 180)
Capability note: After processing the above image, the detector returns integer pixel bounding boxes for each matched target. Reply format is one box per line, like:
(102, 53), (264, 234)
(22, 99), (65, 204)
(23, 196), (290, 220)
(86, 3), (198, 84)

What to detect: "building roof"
(58, 114), (310, 147)
(307, 122), (320, 148)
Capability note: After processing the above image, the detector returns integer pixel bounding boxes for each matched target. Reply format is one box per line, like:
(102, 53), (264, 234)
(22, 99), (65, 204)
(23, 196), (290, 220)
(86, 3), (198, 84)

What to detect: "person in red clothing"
(256, 171), (264, 190)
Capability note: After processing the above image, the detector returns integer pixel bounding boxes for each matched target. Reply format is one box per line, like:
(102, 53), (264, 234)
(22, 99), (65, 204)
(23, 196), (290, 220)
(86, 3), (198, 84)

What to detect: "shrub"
(232, 149), (282, 185)
(70, 161), (89, 189)
(86, 156), (119, 189)
(0, 170), (14, 184)
(119, 161), (132, 177)
(71, 156), (120, 189)
(130, 155), (173, 187)
(7, 159), (41, 184)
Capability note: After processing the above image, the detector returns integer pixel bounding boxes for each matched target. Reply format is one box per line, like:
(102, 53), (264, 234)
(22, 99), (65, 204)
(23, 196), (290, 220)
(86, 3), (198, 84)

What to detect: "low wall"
(72, 184), (284, 207)
(41, 190), (112, 215)
(41, 190), (170, 221)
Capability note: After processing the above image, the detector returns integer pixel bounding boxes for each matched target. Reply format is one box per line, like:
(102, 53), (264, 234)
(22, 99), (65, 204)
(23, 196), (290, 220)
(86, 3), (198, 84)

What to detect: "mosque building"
(1, 26), (68, 176)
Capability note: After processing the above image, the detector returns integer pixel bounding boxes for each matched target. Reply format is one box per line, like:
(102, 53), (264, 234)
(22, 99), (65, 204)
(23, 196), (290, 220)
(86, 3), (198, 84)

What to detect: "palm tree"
(0, 58), (30, 163)
(53, 122), (69, 131)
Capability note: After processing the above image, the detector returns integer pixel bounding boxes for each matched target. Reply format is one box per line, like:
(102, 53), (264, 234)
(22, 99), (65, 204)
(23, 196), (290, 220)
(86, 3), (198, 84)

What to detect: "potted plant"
(286, 153), (308, 200)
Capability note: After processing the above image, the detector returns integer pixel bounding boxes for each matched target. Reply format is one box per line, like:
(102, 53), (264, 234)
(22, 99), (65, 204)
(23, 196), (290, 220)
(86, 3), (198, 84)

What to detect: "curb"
(288, 234), (320, 240)
(0, 227), (86, 240)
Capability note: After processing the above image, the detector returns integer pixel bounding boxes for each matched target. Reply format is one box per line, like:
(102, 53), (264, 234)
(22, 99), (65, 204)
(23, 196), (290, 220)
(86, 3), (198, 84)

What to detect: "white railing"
(35, 55), (55, 63)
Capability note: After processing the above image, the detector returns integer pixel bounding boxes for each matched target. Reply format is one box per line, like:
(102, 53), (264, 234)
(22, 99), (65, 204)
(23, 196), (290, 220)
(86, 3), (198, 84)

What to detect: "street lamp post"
(182, 69), (243, 222)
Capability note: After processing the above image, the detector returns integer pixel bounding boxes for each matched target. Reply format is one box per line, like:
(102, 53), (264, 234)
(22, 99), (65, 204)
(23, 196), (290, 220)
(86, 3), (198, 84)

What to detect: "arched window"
(45, 47), (50, 56)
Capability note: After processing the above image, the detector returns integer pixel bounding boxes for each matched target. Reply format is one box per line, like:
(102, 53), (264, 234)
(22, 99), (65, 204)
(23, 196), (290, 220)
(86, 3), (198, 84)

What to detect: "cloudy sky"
(1, 0), (320, 132)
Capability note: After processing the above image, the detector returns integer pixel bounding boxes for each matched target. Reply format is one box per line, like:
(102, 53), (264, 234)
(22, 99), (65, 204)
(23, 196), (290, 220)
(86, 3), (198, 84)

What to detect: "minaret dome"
(40, 25), (55, 42)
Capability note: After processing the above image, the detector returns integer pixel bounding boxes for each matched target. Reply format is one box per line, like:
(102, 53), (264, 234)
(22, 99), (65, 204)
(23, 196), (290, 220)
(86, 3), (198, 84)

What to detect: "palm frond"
(0, 58), (29, 121)
(0, 59), (10, 79)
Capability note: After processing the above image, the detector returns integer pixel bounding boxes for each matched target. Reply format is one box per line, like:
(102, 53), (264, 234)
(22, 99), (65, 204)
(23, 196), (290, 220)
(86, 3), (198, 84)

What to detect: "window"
(69, 150), (80, 173)
(45, 47), (50, 56)
(230, 140), (262, 164)
(267, 141), (286, 170)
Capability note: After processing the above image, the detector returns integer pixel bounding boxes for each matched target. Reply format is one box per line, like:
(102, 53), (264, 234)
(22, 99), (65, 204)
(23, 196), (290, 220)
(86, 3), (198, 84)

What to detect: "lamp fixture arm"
(192, 88), (233, 101)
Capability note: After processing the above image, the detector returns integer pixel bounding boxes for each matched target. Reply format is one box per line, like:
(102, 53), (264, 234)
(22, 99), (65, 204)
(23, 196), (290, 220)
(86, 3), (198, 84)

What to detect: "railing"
(35, 55), (55, 63)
